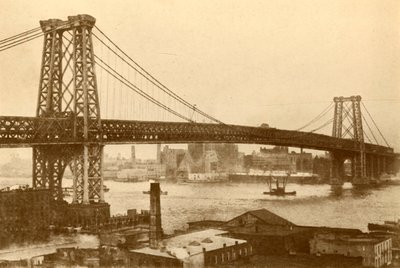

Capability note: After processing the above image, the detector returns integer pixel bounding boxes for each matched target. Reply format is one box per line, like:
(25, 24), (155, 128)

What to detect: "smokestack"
(131, 145), (136, 164)
(149, 182), (162, 249)
(156, 144), (161, 163)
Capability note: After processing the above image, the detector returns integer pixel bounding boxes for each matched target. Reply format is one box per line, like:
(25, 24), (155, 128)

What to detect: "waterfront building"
(0, 185), (51, 247)
(187, 173), (227, 182)
(160, 145), (187, 177)
(310, 232), (392, 267)
(115, 146), (166, 181)
(128, 229), (252, 267)
(117, 160), (166, 181)
(188, 143), (241, 173)
(188, 208), (362, 256)
(244, 146), (313, 173)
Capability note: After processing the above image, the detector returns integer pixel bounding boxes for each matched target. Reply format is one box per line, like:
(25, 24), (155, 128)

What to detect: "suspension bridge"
(0, 15), (397, 223)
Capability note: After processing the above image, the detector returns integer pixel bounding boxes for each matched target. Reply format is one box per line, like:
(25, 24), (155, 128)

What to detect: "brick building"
(310, 232), (392, 267)
(128, 229), (252, 267)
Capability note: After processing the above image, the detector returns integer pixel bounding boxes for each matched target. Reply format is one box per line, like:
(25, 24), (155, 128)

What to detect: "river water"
(1, 176), (399, 234)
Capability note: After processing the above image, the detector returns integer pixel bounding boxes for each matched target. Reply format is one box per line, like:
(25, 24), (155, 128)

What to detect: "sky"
(0, 0), (399, 161)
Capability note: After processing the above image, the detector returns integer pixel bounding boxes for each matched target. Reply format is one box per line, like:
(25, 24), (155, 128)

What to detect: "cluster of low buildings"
(102, 144), (327, 184)
(104, 143), (243, 183)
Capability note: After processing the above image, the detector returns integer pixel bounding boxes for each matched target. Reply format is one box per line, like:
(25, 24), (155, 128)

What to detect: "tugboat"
(263, 172), (296, 196)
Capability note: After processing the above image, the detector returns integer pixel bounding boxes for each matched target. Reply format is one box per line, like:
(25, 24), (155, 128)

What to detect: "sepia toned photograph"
(0, 1), (399, 267)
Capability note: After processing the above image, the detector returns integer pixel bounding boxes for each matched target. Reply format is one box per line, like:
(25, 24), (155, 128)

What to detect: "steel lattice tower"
(332, 96), (366, 180)
(33, 15), (104, 205)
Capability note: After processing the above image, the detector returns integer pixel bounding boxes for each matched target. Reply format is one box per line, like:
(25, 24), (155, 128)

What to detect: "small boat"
(263, 172), (296, 196)
(263, 189), (297, 196)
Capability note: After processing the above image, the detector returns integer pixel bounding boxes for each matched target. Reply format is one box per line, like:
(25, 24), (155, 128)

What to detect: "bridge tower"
(33, 15), (109, 224)
(331, 96), (367, 184)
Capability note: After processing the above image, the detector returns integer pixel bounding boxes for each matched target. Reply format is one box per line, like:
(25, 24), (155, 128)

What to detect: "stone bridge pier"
(365, 154), (392, 180)
(330, 151), (394, 185)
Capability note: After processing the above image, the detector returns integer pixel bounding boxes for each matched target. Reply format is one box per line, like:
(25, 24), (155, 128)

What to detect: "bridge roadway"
(0, 116), (395, 157)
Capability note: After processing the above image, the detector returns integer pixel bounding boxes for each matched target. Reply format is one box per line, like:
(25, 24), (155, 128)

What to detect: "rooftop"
(226, 208), (295, 226)
(315, 233), (391, 245)
(130, 229), (247, 260)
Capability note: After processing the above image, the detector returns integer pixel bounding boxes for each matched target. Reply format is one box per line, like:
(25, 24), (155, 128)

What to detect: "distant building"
(117, 146), (166, 181)
(187, 173), (227, 182)
(128, 229), (252, 267)
(188, 143), (240, 173)
(310, 232), (392, 267)
(0, 185), (51, 247)
(244, 146), (313, 172)
(117, 161), (166, 181)
(160, 145), (187, 177)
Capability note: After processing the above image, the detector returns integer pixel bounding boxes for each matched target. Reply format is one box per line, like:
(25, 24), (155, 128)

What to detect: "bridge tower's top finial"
(39, 14), (96, 32)
(67, 14), (96, 28)
(39, 19), (64, 31)
(333, 95), (361, 102)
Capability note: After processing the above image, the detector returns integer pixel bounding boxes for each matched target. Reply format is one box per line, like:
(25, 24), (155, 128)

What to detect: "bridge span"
(0, 116), (394, 157)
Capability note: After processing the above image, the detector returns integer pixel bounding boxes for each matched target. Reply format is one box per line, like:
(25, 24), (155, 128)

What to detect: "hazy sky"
(0, 0), (399, 160)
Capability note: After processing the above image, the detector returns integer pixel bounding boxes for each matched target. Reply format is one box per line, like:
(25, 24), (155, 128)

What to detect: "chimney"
(149, 182), (163, 249)
(156, 144), (161, 163)
(131, 145), (136, 164)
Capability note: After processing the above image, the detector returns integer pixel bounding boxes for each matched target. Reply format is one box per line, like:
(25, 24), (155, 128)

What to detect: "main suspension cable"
(361, 101), (390, 147)
(94, 55), (194, 122)
(0, 22), (73, 53)
(296, 102), (333, 131)
(93, 26), (223, 124)
(0, 26), (41, 45)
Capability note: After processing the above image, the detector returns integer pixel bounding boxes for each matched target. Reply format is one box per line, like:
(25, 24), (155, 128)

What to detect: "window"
(221, 253), (224, 263)
(214, 255), (218, 264)
(244, 248), (247, 256)
(227, 252), (230, 261)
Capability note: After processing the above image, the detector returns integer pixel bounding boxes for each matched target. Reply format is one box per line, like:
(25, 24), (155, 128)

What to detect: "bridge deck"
(0, 116), (394, 157)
